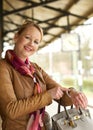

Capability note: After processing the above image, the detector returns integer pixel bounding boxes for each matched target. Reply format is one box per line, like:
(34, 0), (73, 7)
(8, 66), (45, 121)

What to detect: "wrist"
(67, 87), (76, 97)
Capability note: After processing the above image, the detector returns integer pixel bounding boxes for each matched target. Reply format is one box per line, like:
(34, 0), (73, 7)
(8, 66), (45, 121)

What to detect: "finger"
(56, 90), (63, 99)
(56, 93), (62, 99)
(80, 93), (88, 108)
(75, 93), (87, 108)
(60, 87), (69, 91)
(72, 99), (79, 109)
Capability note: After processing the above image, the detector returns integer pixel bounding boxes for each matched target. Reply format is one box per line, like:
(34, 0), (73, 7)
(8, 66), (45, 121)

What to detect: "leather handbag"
(52, 102), (93, 130)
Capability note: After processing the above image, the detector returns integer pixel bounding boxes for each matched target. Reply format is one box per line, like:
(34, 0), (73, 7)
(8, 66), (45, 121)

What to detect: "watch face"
(61, 33), (79, 51)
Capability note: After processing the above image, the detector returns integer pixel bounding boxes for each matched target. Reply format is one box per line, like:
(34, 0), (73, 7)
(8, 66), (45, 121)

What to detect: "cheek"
(15, 41), (23, 49)
(35, 45), (39, 51)
(16, 37), (25, 46)
(18, 37), (25, 43)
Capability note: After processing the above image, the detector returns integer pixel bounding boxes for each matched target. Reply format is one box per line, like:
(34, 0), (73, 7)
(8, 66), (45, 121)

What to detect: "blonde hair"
(17, 20), (43, 41)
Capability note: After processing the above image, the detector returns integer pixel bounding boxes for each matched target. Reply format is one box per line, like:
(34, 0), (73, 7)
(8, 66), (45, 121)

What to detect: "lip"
(24, 46), (33, 51)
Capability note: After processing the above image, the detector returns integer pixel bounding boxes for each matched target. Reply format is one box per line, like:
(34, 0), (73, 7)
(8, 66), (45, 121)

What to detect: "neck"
(13, 49), (27, 62)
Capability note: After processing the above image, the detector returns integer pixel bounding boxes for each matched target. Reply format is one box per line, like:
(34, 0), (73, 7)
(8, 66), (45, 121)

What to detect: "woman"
(0, 20), (88, 130)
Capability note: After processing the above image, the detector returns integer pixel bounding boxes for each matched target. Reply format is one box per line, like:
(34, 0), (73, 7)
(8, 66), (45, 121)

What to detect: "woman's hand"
(48, 86), (68, 100)
(69, 89), (88, 109)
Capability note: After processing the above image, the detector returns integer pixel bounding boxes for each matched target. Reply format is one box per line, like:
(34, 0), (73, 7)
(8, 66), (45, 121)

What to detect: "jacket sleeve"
(35, 64), (73, 106)
(0, 60), (52, 120)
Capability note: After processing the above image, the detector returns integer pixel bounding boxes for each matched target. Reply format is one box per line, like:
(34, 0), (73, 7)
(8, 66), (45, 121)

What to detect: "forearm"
(55, 91), (73, 106)
(5, 91), (52, 120)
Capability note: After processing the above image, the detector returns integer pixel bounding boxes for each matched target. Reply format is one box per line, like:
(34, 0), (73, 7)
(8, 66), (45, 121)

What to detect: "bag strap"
(57, 98), (73, 113)
(57, 90), (91, 128)
(57, 88), (77, 114)
(57, 99), (61, 113)
(58, 98), (78, 128)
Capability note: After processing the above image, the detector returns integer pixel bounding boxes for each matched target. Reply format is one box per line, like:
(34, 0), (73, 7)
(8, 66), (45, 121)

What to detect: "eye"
(25, 35), (31, 40)
(34, 41), (39, 45)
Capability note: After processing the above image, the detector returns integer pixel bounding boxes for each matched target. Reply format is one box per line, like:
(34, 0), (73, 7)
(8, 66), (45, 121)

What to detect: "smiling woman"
(13, 21), (42, 61)
(0, 19), (88, 130)
(18, 20), (43, 41)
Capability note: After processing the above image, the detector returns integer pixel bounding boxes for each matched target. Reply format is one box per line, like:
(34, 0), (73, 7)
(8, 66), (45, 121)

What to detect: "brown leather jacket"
(0, 59), (72, 130)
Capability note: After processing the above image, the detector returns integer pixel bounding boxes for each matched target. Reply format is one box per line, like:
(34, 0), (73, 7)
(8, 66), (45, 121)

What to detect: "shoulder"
(0, 58), (9, 67)
(31, 62), (46, 76)
(0, 58), (12, 72)
(0, 59), (15, 81)
(0, 58), (7, 67)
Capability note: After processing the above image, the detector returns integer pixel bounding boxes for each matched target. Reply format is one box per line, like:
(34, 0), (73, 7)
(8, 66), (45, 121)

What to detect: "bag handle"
(64, 105), (78, 128)
(58, 98), (74, 120)
(58, 98), (90, 128)
(57, 99), (83, 128)
(57, 98), (73, 113)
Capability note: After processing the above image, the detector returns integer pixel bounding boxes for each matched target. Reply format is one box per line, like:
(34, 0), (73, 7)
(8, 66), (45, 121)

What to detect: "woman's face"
(14, 26), (41, 61)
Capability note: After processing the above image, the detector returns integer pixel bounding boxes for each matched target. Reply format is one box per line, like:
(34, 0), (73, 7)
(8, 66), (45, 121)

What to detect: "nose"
(29, 40), (34, 46)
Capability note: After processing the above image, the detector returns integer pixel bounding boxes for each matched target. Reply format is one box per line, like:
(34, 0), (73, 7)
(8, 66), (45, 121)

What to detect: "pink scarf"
(5, 50), (45, 130)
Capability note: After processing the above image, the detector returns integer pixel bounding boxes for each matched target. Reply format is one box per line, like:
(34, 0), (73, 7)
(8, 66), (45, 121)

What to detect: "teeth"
(25, 46), (32, 51)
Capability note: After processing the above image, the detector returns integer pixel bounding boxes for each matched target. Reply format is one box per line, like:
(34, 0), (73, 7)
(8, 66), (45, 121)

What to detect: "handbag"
(52, 100), (93, 130)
